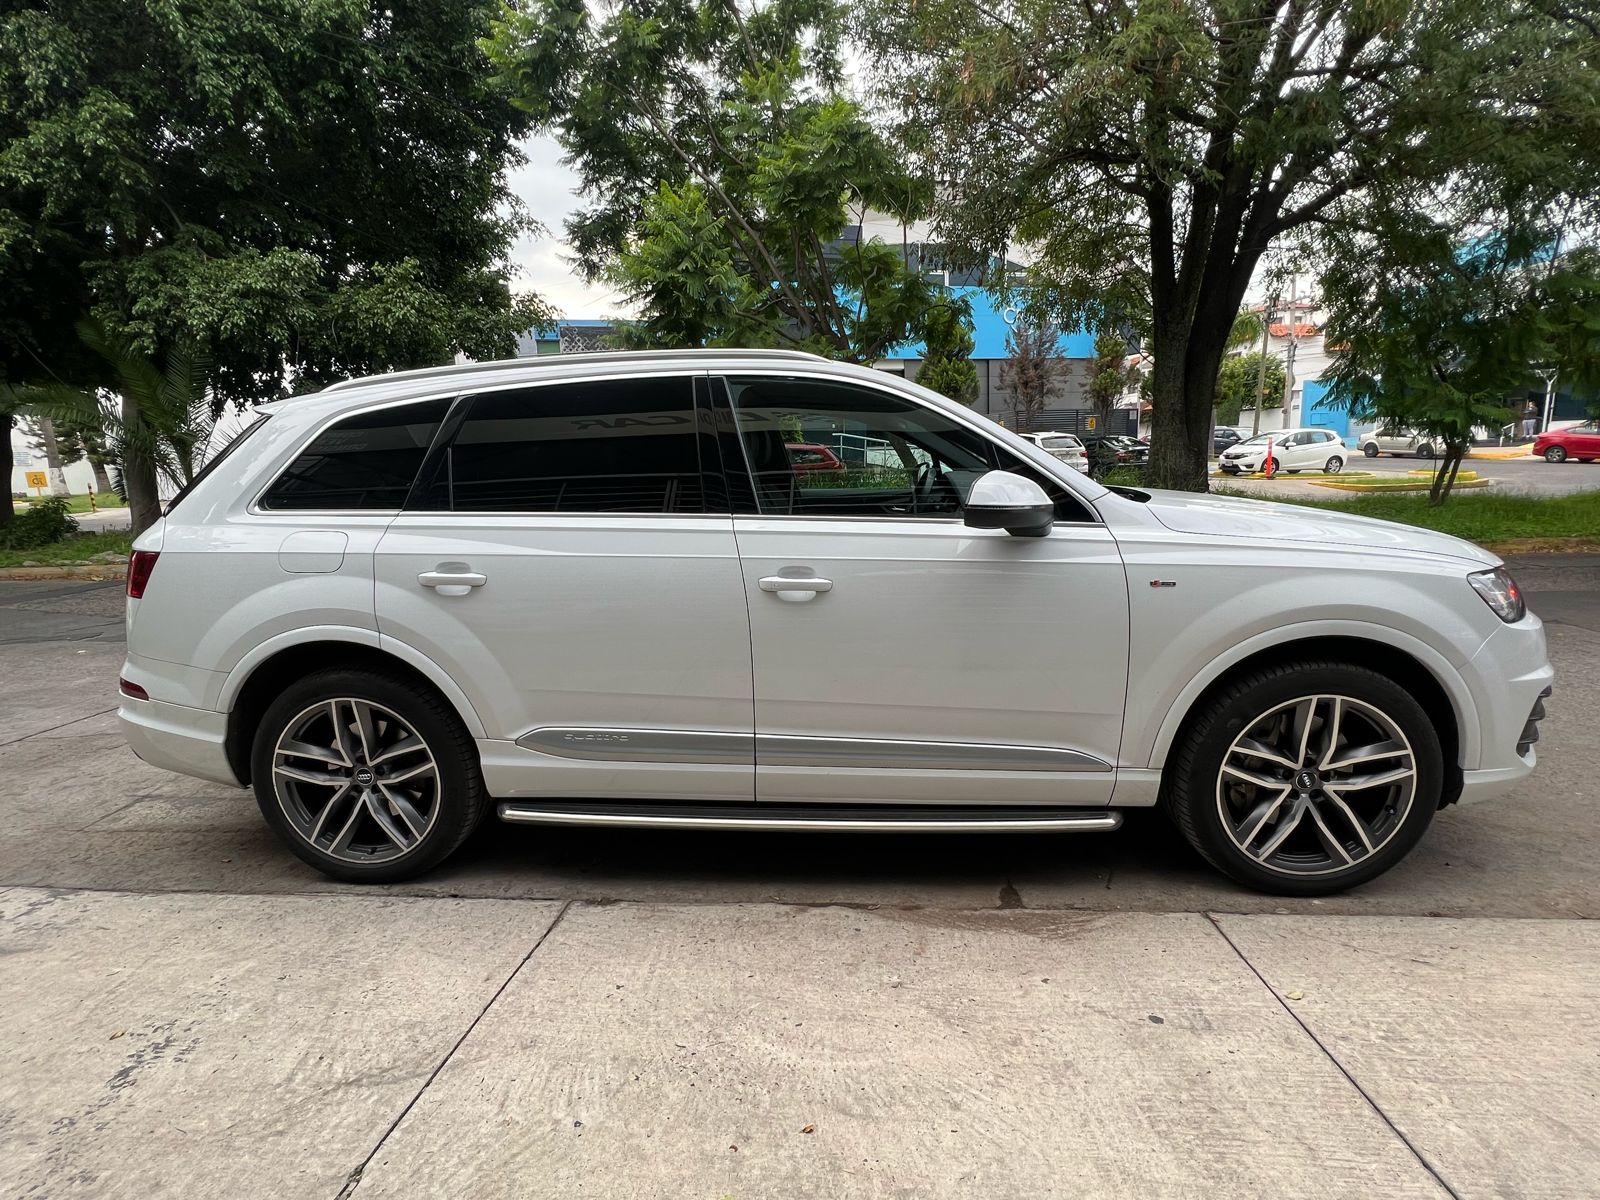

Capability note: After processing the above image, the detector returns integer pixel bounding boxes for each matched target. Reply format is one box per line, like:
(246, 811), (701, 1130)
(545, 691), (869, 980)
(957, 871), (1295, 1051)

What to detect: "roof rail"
(318, 347), (830, 394)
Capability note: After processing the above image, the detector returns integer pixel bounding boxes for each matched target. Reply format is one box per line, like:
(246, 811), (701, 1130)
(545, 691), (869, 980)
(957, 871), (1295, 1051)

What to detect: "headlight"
(1469, 567), (1525, 623)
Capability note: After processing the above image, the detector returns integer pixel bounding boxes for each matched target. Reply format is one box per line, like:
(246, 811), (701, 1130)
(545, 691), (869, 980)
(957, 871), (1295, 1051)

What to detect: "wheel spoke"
(1306, 802), (1356, 864)
(378, 783), (429, 840)
(1222, 763), (1284, 789)
(351, 701), (380, 763)
(309, 782), (358, 842)
(274, 762), (347, 786)
(1237, 787), (1292, 850)
(364, 790), (415, 849)
(1316, 697), (1345, 768)
(1324, 766), (1415, 792)
(383, 760), (437, 786)
(278, 738), (348, 767)
(1290, 697), (1318, 767)
(329, 700), (362, 767)
(1322, 792), (1377, 854)
(1233, 737), (1299, 769)
(327, 792), (366, 853)
(369, 735), (427, 765)
(1325, 739), (1410, 770)
(1251, 796), (1309, 862)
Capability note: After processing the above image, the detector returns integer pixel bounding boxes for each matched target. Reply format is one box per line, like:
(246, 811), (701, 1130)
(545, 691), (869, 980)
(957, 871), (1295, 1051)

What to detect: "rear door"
(714, 373), (1128, 808)
(373, 374), (755, 803)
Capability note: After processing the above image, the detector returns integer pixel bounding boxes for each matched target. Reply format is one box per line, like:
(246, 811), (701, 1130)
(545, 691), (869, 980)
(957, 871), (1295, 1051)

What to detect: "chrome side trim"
(756, 734), (1109, 773)
(514, 727), (1111, 773)
(497, 804), (1123, 833)
(515, 727), (752, 764)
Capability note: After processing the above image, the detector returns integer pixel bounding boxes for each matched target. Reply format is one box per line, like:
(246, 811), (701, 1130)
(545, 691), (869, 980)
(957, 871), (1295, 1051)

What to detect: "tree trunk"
(0, 411), (14, 533)
(121, 392), (162, 534)
(1429, 443), (1468, 506)
(90, 455), (113, 496)
(37, 416), (71, 495)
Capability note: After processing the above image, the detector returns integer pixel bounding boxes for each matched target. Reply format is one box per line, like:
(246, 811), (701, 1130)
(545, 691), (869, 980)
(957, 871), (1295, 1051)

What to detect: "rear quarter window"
(260, 398), (450, 510)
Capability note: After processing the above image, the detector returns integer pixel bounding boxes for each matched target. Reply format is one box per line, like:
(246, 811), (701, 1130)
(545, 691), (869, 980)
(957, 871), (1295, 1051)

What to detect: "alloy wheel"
(272, 698), (440, 863)
(1215, 694), (1417, 877)
(1325, 456), (1344, 473)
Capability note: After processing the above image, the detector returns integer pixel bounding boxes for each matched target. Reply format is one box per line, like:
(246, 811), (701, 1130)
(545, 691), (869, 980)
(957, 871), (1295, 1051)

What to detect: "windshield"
(1235, 433), (1285, 447)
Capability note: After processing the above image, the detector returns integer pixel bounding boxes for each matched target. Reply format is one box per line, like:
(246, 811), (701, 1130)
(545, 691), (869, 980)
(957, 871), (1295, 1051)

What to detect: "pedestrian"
(1522, 399), (1538, 439)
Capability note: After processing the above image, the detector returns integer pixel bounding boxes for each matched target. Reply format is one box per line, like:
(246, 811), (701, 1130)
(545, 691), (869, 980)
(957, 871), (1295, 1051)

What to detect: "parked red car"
(1532, 421), (1600, 463)
(785, 443), (846, 473)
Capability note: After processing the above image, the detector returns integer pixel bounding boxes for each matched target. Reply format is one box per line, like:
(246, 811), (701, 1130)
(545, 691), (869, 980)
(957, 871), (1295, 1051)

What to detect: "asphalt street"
(1, 557), (1597, 1197)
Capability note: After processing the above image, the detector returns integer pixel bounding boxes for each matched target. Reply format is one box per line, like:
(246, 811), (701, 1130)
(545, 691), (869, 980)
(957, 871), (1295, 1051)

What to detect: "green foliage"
(1272, 489), (1600, 547)
(1215, 354), (1286, 424)
(1087, 330), (1136, 420)
(487, 0), (939, 362)
(861, 0), (1600, 490)
(0, 0), (549, 410)
(0, 530), (129, 568)
(916, 302), (978, 405)
(0, 495), (77, 550)
(1322, 207), (1600, 504)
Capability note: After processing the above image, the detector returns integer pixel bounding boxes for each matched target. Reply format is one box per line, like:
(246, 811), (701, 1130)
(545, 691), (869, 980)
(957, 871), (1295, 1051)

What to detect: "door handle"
(418, 568), (487, 597)
(758, 575), (833, 601)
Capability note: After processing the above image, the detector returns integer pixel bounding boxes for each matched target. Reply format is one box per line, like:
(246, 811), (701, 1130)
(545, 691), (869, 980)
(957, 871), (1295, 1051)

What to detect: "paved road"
(2, 561), (1597, 1197)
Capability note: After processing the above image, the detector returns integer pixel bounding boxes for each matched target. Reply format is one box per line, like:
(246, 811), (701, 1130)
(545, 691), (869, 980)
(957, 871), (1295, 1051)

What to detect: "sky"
(504, 135), (630, 319)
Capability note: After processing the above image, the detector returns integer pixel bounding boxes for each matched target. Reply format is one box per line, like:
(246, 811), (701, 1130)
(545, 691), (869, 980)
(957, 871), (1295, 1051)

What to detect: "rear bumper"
(119, 695), (242, 788)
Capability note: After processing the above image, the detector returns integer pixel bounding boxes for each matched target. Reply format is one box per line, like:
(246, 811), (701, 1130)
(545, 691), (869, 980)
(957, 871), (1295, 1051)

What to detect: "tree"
(486, 0), (941, 363)
(1086, 330), (1136, 427)
(1, 0), (549, 532)
(1215, 354), (1286, 425)
(1322, 213), (1600, 505)
(1001, 317), (1069, 431)
(861, 0), (1600, 490)
(917, 302), (979, 404)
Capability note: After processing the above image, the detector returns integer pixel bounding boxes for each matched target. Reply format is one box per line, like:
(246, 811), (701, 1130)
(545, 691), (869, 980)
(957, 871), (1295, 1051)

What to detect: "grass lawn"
(1273, 488), (1600, 545)
(15, 492), (113, 515)
(0, 531), (133, 568)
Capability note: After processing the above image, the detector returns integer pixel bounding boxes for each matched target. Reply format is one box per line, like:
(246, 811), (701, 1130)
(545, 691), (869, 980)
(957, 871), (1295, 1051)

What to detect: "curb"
(1468, 445), (1535, 460)
(0, 564), (127, 582)
(1482, 538), (1600, 555)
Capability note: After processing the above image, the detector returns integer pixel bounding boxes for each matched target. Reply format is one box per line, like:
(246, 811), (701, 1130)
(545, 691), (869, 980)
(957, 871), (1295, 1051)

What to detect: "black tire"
(1545, 446), (1567, 463)
(1324, 456), (1344, 474)
(251, 667), (487, 883)
(1263, 457), (1278, 474)
(1362, 443), (1378, 457)
(1162, 660), (1444, 895)
(1417, 443), (1435, 459)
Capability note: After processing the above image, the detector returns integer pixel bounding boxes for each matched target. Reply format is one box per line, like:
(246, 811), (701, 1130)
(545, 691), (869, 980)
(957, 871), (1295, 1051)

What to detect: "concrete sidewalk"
(3, 891), (1595, 1199)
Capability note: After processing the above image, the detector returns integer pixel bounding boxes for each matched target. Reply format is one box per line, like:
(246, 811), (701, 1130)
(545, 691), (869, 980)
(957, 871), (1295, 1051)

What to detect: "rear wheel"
(1163, 661), (1443, 895)
(1546, 446), (1568, 463)
(251, 668), (486, 883)
(1324, 456), (1344, 473)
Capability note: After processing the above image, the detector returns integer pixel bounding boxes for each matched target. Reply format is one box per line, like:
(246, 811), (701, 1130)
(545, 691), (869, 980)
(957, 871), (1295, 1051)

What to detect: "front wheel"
(1362, 444), (1379, 457)
(1417, 443), (1435, 459)
(1162, 661), (1443, 895)
(1324, 456), (1344, 473)
(251, 667), (487, 883)
(1546, 446), (1568, 463)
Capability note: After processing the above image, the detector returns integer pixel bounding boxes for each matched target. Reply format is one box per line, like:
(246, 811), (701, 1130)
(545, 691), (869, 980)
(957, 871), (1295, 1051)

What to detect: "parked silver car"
(1360, 428), (1438, 458)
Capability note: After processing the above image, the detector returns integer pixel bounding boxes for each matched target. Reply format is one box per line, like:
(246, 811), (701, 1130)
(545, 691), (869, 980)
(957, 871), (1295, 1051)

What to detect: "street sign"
(1086, 416), (1098, 431)
(24, 470), (48, 492)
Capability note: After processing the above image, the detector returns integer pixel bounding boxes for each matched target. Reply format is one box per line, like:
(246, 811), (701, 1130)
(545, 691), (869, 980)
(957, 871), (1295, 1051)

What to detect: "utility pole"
(1281, 274), (1299, 429)
(1250, 300), (1272, 437)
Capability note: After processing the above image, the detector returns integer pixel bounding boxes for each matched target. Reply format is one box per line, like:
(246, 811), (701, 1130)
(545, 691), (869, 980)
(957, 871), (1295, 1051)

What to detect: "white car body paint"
(118, 350), (1552, 841)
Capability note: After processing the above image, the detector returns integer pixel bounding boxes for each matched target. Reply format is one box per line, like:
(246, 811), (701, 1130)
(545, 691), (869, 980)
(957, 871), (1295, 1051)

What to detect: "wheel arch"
(222, 635), (487, 786)
(1148, 631), (1472, 808)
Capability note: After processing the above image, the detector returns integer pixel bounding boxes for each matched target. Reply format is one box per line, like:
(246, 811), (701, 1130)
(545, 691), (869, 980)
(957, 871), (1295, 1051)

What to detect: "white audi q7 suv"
(119, 349), (1553, 894)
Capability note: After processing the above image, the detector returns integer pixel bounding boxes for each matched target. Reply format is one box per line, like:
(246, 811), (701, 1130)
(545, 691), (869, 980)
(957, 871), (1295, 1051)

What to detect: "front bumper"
(1453, 617), (1555, 805)
(119, 694), (242, 788)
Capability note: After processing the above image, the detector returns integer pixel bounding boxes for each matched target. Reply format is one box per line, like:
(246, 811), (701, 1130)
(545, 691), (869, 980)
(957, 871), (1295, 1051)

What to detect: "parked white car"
(1218, 428), (1349, 475)
(1360, 428), (1438, 459)
(1019, 431), (1091, 473)
(120, 350), (1552, 895)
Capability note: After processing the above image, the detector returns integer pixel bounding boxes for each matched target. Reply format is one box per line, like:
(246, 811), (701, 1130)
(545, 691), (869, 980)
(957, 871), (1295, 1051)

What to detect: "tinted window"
(438, 377), (703, 513)
(260, 399), (448, 510)
(724, 375), (1092, 521)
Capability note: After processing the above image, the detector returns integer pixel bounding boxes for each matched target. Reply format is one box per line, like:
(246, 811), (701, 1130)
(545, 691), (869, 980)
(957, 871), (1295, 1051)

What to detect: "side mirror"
(963, 470), (1054, 538)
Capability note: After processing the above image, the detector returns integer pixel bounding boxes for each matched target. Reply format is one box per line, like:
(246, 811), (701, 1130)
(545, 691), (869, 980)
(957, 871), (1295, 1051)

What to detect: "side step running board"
(497, 802), (1121, 833)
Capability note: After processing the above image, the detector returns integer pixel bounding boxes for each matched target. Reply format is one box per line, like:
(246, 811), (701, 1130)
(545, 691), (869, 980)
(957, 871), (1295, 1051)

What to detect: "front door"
(715, 373), (1129, 807)
(373, 374), (755, 803)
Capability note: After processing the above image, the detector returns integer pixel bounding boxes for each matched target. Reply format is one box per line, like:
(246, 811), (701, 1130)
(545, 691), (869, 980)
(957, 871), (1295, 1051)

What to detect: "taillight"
(127, 549), (160, 598)
(119, 678), (149, 700)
